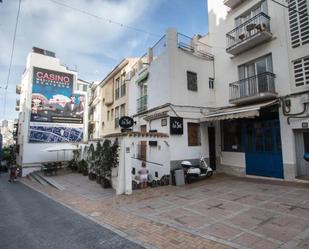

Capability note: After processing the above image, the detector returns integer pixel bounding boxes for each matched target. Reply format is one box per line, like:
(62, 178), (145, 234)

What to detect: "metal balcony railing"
(177, 33), (214, 60)
(229, 72), (276, 101)
(226, 12), (271, 50)
(137, 95), (147, 113)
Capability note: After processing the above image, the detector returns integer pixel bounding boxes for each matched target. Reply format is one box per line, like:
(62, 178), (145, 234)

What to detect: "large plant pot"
(96, 176), (102, 184)
(88, 172), (96, 181)
(101, 178), (111, 189)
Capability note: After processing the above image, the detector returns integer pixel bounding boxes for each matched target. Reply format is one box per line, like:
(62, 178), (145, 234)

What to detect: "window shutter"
(289, 0), (309, 48)
(294, 56), (309, 86)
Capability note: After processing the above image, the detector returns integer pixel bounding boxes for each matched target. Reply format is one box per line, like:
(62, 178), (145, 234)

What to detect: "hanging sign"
(119, 116), (134, 129)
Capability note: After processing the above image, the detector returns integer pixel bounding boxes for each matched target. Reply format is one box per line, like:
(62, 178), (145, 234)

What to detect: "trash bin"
(174, 169), (185, 186)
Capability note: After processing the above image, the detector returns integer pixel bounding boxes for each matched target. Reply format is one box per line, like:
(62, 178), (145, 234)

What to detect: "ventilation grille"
(294, 57), (309, 87)
(289, 0), (309, 48)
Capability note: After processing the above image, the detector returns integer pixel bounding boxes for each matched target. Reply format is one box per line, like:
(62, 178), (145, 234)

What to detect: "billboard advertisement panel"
(29, 67), (84, 143)
(31, 67), (84, 124)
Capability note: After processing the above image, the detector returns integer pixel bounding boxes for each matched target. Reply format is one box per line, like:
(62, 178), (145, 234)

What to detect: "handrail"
(226, 12), (270, 35)
(131, 156), (164, 166)
(229, 72), (275, 86)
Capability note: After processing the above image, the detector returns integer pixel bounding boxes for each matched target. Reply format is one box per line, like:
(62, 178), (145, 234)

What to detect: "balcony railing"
(226, 12), (271, 54)
(177, 33), (214, 60)
(137, 95), (147, 113)
(229, 72), (277, 104)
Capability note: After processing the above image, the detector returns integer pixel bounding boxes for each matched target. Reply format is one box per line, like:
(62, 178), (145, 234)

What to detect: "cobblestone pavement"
(22, 172), (309, 249)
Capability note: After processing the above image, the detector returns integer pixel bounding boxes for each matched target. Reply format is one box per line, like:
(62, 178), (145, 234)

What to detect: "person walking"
(8, 165), (17, 182)
(138, 162), (149, 189)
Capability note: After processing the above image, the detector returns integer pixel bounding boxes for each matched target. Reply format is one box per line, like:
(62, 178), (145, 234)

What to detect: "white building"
(127, 28), (216, 180)
(203, 0), (309, 180)
(16, 47), (89, 176)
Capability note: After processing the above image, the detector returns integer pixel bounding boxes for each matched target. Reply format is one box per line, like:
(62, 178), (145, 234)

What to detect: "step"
(34, 172), (66, 191)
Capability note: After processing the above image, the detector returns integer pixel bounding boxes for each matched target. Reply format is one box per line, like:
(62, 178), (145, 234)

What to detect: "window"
(209, 77), (214, 89)
(235, 1), (267, 26)
(288, 0), (309, 48)
(293, 56), (309, 87)
(187, 123), (201, 146)
(107, 110), (110, 121)
(83, 85), (87, 92)
(111, 109), (114, 119)
(238, 54), (273, 79)
(115, 107), (119, 128)
(120, 73), (126, 97)
(187, 71), (198, 91)
(222, 120), (242, 152)
(115, 77), (120, 100)
(120, 104), (125, 117)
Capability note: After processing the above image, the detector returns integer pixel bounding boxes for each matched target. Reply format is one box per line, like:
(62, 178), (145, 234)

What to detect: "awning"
(136, 71), (149, 84)
(200, 100), (278, 122)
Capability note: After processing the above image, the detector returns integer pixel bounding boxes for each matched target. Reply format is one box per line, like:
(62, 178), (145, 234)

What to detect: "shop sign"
(170, 117), (183, 135)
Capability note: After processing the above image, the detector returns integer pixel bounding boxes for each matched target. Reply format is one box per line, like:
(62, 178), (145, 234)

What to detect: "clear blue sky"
(0, 0), (209, 120)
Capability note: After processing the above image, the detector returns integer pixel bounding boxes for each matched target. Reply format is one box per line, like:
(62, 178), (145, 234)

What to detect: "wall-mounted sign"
(170, 117), (183, 135)
(119, 116), (134, 129)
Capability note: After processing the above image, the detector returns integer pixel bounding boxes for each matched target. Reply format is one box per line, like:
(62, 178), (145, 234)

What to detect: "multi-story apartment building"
(16, 47), (89, 176)
(204, 0), (309, 180)
(88, 58), (138, 139)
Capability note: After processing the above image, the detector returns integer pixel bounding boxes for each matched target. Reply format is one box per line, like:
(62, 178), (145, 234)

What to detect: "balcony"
(229, 72), (277, 105)
(224, 0), (246, 9)
(226, 12), (272, 55)
(177, 33), (213, 60)
(137, 95), (147, 113)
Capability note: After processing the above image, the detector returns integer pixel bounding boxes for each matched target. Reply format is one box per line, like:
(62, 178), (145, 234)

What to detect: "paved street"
(0, 173), (144, 249)
(21, 172), (309, 249)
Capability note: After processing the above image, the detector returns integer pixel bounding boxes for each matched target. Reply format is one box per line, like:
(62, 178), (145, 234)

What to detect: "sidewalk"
(22, 172), (309, 249)
(22, 173), (229, 249)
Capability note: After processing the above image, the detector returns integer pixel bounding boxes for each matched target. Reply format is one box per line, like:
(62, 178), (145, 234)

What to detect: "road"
(0, 174), (145, 249)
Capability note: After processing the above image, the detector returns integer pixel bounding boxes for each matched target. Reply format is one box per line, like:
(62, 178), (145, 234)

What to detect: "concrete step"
(34, 172), (65, 191)
(30, 172), (48, 186)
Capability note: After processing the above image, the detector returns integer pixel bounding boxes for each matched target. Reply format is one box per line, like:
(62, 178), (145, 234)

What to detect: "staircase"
(27, 171), (65, 190)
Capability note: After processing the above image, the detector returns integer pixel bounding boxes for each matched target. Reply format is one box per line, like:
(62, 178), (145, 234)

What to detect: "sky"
(0, 0), (209, 121)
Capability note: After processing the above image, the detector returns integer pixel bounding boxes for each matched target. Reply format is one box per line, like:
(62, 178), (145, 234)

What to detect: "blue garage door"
(244, 120), (284, 179)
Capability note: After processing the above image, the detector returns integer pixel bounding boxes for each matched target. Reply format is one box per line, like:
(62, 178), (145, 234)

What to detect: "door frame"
(208, 126), (216, 170)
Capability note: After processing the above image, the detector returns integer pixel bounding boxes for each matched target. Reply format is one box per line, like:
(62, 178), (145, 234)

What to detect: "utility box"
(174, 169), (185, 186)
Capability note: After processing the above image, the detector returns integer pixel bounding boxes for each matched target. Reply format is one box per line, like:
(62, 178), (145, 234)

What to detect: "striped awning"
(200, 100), (278, 122)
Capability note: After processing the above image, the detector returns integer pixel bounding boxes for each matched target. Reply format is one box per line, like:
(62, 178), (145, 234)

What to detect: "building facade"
(16, 47), (89, 176)
(204, 0), (309, 180)
(88, 58), (138, 139)
(127, 28), (216, 180)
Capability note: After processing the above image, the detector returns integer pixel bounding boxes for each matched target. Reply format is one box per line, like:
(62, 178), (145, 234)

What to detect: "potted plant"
(100, 139), (119, 188)
(78, 159), (88, 176)
(87, 144), (96, 180)
(95, 141), (103, 184)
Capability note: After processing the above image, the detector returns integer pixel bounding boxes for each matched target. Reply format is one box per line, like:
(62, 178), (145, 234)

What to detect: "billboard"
(29, 67), (85, 143)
